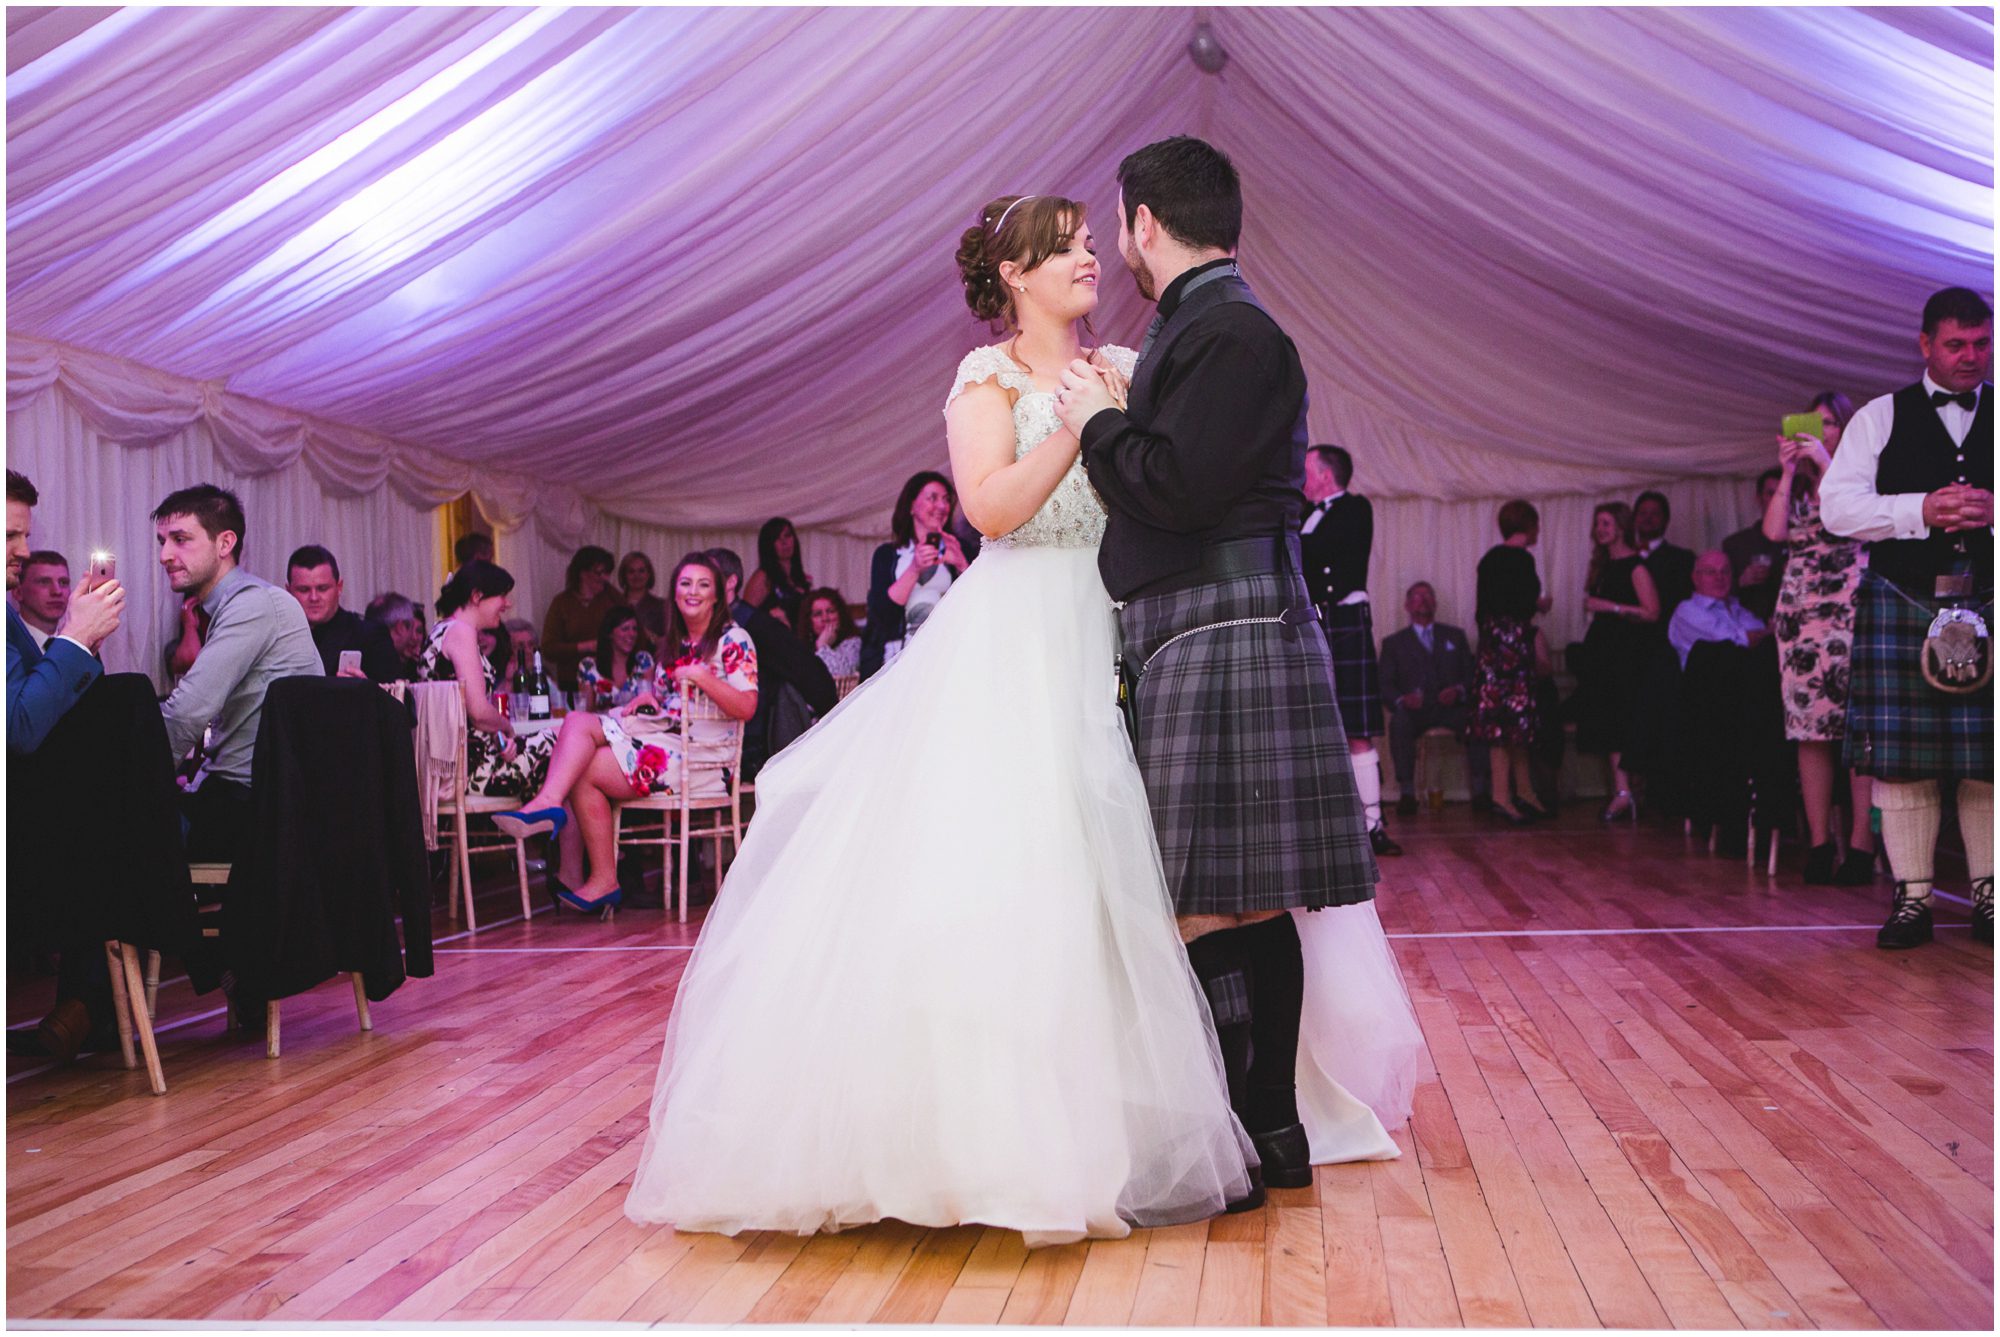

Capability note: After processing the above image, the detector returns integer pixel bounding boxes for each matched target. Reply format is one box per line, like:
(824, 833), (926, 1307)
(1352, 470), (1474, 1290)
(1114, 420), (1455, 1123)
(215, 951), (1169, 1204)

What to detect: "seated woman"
(799, 587), (862, 679)
(591, 604), (645, 704)
(617, 550), (667, 649)
(495, 553), (758, 915)
(743, 517), (812, 626)
(419, 561), (557, 798)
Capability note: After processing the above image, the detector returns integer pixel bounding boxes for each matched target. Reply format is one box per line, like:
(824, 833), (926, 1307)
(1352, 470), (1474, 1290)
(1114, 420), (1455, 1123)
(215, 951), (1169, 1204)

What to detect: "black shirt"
(310, 608), (404, 683)
(1476, 544), (1541, 623)
(1081, 268), (1309, 600)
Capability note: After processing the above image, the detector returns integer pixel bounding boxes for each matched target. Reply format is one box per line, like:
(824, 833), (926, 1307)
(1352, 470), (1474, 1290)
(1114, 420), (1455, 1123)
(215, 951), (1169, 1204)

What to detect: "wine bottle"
(529, 650), (552, 721)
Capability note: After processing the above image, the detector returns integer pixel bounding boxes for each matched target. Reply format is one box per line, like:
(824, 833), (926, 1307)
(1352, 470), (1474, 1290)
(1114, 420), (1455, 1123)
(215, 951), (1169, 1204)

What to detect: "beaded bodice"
(944, 343), (1138, 549)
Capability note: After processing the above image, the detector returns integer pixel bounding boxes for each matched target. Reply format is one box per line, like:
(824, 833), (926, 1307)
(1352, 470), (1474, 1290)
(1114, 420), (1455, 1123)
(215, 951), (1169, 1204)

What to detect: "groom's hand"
(1056, 360), (1118, 437)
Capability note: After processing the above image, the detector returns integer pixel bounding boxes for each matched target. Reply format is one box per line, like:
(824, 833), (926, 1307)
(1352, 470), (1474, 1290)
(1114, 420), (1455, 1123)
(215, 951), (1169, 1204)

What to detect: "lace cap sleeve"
(1097, 344), (1139, 379)
(944, 345), (1030, 413)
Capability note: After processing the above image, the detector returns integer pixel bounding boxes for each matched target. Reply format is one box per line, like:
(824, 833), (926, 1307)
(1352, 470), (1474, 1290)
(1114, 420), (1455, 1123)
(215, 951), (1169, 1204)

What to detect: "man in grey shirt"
(154, 485), (322, 861)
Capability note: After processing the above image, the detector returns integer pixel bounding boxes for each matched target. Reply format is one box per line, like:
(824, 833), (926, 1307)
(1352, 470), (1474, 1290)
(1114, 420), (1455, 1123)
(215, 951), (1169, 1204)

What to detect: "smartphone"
(338, 649), (363, 676)
(1780, 412), (1823, 441)
(83, 550), (115, 592)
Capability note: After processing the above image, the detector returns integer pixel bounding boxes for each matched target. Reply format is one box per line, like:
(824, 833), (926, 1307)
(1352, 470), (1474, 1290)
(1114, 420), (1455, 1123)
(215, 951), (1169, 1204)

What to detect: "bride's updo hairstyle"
(955, 194), (1086, 327)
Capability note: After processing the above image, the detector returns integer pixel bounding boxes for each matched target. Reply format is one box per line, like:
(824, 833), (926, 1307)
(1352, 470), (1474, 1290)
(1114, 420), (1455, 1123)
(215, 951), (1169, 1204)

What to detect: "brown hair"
(1586, 502), (1636, 598)
(795, 586), (859, 650)
(955, 194), (1086, 326)
(664, 552), (730, 668)
(1497, 499), (1539, 539)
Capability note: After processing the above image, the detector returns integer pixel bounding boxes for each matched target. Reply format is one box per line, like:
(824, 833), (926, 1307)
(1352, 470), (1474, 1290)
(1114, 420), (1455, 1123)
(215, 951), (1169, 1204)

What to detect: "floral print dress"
(417, 619), (558, 797)
(600, 625), (758, 797)
(1770, 491), (1866, 741)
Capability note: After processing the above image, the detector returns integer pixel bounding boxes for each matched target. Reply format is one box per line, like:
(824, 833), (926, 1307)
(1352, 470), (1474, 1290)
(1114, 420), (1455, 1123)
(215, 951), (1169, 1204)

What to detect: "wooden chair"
(1411, 726), (1459, 809)
(408, 682), (536, 932)
(610, 690), (746, 922)
(187, 862), (371, 1059)
(833, 673), (860, 700)
(100, 939), (165, 1095)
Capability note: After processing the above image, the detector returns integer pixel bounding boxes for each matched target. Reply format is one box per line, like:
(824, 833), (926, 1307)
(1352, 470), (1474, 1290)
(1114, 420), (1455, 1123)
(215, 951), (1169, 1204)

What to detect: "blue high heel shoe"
(493, 807), (567, 840)
(556, 884), (622, 921)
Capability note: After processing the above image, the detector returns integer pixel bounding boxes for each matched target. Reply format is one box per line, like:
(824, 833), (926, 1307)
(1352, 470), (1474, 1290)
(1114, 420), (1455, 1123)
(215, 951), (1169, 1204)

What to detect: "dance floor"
(8, 811), (1992, 1328)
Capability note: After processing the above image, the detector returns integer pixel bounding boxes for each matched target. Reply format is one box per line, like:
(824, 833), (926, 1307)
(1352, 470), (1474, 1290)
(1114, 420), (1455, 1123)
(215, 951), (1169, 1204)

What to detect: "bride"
(623, 193), (1419, 1245)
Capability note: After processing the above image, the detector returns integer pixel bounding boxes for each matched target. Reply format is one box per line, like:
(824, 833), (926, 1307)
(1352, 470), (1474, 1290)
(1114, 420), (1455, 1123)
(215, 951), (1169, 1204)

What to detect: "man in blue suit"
(7, 468), (126, 1060)
(7, 470), (123, 753)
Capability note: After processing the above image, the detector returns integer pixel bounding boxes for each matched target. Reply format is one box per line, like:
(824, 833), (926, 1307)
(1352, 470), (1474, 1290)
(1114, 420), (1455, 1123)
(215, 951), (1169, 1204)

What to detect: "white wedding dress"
(623, 345), (1422, 1245)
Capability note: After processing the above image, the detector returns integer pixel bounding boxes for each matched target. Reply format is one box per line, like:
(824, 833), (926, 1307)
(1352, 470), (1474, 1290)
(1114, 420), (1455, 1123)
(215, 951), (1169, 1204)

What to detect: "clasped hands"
(1923, 483), (1994, 533)
(1054, 358), (1129, 437)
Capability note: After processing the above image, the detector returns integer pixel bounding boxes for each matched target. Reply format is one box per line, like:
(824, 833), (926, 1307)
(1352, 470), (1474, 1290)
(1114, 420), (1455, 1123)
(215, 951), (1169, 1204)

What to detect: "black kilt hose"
(1319, 601), (1384, 739)
(1845, 571), (1993, 780)
(1121, 569), (1380, 916)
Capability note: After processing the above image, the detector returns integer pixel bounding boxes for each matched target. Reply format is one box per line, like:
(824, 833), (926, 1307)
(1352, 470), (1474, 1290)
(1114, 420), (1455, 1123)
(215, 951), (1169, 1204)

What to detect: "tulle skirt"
(623, 542), (1421, 1244)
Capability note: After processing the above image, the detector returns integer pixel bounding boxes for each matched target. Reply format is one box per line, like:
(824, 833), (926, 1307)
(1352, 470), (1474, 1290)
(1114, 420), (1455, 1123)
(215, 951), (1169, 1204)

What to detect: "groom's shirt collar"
(1156, 257), (1238, 319)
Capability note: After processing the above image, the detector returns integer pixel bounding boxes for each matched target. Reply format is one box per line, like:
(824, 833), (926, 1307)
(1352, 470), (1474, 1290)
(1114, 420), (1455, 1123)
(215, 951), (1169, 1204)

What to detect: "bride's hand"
(1055, 359), (1118, 436)
(1087, 353), (1130, 410)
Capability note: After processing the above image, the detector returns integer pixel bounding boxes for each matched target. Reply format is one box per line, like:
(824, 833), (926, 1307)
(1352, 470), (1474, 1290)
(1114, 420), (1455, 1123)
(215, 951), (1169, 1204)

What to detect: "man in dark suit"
(1378, 581), (1490, 816)
(1720, 469), (1787, 622)
(7, 468), (127, 1059)
(286, 544), (404, 682)
(1300, 445), (1399, 856)
(1633, 489), (1696, 618)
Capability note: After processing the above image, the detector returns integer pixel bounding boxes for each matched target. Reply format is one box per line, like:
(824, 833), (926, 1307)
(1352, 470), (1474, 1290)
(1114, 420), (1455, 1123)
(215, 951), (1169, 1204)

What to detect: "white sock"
(1875, 778), (1941, 903)
(1353, 747), (1383, 831)
(1957, 779), (1992, 887)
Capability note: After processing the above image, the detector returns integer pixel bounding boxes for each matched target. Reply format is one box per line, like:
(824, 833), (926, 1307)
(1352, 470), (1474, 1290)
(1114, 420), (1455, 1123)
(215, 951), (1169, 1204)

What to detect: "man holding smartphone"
(285, 544), (404, 682)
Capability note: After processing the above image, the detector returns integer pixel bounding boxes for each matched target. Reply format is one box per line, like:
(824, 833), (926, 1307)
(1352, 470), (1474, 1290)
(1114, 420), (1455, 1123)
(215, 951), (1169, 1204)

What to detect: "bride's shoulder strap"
(945, 344), (1029, 414)
(1096, 344), (1139, 378)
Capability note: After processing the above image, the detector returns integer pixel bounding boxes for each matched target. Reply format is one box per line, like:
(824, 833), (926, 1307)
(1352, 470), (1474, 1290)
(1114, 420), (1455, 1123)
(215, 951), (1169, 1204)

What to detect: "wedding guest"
(1723, 469), (1788, 621)
(1301, 445), (1397, 855)
(11, 550), (69, 649)
(540, 545), (618, 691)
(365, 592), (427, 680)
(1469, 500), (1551, 824)
(418, 560), (556, 799)
(153, 485), (322, 862)
(1668, 552), (1767, 667)
(8, 474), (121, 753)
(743, 518), (813, 626)
(502, 617), (538, 670)
(453, 532), (495, 571)
(1634, 489), (1696, 617)
(1574, 502), (1660, 823)
(799, 587), (862, 678)
(286, 544), (402, 682)
(494, 552), (759, 916)
(1821, 285), (1993, 949)
(617, 550), (667, 646)
(860, 471), (970, 679)
(1767, 391), (1876, 884)
(709, 547), (835, 776)
(1378, 581), (1489, 815)
(596, 604), (644, 694)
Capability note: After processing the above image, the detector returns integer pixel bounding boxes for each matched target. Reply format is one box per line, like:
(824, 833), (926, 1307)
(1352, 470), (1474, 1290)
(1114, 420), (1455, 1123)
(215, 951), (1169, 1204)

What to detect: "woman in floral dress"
(1469, 500), (1553, 824)
(494, 552), (757, 914)
(1767, 391), (1875, 884)
(418, 560), (557, 798)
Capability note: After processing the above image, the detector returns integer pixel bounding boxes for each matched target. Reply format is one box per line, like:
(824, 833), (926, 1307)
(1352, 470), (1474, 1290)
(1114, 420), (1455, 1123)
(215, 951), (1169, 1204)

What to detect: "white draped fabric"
(6, 6), (1992, 666)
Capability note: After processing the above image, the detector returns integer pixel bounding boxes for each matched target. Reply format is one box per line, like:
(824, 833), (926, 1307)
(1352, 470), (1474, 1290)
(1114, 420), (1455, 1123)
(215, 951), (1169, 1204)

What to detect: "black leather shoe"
(1368, 826), (1403, 857)
(1877, 885), (1934, 950)
(1833, 848), (1877, 886)
(1396, 793), (1419, 818)
(1249, 1123), (1313, 1190)
(1801, 842), (1837, 884)
(1972, 879), (1993, 947)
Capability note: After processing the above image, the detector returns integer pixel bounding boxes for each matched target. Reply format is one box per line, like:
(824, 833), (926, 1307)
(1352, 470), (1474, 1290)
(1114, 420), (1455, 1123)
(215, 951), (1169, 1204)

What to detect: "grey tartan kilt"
(1120, 568), (1380, 915)
(1320, 601), (1384, 738)
(1843, 571), (1993, 781)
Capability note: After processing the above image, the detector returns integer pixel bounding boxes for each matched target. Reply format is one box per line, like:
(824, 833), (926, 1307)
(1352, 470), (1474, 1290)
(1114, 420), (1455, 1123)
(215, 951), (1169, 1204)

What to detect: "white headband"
(993, 195), (1038, 233)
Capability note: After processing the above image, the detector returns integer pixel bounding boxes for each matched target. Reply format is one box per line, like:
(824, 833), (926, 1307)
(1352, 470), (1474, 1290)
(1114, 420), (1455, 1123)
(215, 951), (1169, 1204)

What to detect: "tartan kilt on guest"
(1120, 569), (1380, 916)
(1319, 601), (1384, 738)
(1844, 570), (1993, 781)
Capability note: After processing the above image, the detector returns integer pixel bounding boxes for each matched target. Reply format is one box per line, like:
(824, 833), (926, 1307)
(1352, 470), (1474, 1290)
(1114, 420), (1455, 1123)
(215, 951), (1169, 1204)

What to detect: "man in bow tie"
(1822, 285), (1994, 949)
(1300, 445), (1398, 855)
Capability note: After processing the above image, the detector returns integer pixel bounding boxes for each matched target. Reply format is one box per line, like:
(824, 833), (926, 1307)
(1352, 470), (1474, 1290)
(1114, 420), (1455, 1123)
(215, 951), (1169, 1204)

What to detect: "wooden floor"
(8, 811), (1992, 1327)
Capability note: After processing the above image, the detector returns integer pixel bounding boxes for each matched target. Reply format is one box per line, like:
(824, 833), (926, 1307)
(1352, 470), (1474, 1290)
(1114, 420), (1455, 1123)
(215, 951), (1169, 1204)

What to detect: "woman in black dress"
(1469, 500), (1553, 824)
(1576, 502), (1660, 822)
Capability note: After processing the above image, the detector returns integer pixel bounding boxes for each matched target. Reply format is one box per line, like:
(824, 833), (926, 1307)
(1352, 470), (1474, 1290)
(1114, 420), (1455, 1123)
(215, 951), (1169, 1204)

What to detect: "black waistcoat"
(1098, 273), (1309, 598)
(1870, 381), (1993, 594)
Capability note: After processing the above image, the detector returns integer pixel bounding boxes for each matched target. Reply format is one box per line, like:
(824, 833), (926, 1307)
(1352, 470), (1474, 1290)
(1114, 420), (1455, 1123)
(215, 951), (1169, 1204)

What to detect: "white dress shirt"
(1820, 373), (1984, 543)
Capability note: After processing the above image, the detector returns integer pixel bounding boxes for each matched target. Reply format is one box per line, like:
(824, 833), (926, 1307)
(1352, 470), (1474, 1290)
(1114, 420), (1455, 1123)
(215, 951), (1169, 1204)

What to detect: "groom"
(1056, 137), (1379, 1204)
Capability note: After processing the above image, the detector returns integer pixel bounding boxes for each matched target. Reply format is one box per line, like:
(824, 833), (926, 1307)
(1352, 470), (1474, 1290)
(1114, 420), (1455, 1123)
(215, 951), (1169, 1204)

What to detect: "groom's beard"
(1121, 238), (1156, 303)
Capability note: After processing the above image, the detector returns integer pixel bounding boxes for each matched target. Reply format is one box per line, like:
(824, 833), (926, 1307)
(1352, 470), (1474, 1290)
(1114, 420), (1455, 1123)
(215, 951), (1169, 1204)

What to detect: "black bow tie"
(1931, 388), (1979, 411)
